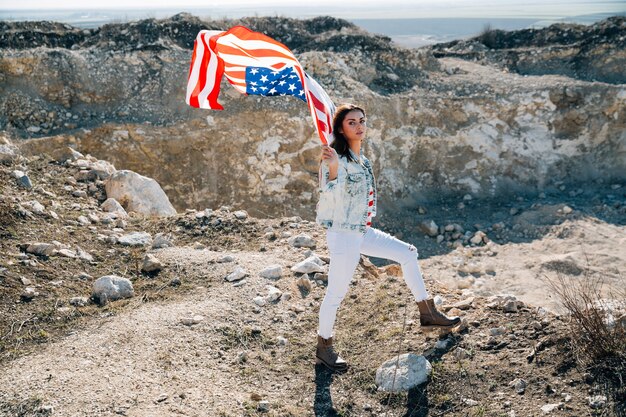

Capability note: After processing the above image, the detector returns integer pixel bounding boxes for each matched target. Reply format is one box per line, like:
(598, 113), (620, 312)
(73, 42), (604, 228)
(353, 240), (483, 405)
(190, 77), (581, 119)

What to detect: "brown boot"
(316, 336), (348, 372)
(417, 298), (461, 329)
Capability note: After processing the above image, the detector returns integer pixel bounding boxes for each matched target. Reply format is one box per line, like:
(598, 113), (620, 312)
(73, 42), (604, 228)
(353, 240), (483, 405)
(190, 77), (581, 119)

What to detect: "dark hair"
(331, 103), (366, 163)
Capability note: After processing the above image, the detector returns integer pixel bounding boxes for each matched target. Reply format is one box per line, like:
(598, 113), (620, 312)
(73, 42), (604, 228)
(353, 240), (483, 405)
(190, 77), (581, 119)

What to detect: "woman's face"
(340, 110), (366, 144)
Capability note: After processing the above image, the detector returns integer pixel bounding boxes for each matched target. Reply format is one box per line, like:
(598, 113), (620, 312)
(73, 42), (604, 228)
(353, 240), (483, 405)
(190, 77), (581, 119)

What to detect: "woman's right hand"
(321, 145), (339, 181)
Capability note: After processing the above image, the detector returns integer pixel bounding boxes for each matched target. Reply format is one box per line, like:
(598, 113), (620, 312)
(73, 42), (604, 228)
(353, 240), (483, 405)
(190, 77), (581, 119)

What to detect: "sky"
(1, 0), (625, 19)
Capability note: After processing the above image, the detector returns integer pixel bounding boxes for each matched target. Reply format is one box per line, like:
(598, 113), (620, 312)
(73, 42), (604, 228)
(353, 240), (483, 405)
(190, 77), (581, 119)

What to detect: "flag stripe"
(186, 25), (335, 144)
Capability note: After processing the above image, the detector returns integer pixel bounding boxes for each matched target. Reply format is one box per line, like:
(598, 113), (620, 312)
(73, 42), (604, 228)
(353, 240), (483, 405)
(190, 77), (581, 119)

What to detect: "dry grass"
(545, 262), (626, 416)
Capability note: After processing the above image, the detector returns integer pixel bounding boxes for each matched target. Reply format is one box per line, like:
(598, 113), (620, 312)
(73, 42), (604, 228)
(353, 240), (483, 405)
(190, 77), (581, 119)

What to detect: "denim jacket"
(316, 150), (377, 233)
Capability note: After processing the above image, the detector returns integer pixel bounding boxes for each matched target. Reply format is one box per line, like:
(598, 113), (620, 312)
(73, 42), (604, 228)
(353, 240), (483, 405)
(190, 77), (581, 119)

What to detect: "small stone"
(21, 287), (39, 301)
(260, 265), (282, 279)
(156, 394), (168, 403)
(296, 276), (312, 291)
(237, 351), (248, 363)
(258, 400), (270, 412)
(453, 347), (469, 360)
(118, 232), (152, 247)
(69, 297), (89, 307)
(540, 403), (562, 414)
(503, 300), (518, 313)
(418, 220), (439, 237)
(233, 210), (248, 219)
(142, 254), (164, 273)
(92, 275), (134, 304)
(462, 398), (478, 406)
(180, 315), (204, 326)
(510, 378), (527, 394)
(72, 190), (88, 198)
(291, 259), (324, 274)
(253, 296), (267, 307)
(277, 336), (289, 346)
(265, 285), (283, 302)
(587, 395), (606, 409)
(288, 234), (316, 248)
(217, 255), (235, 263)
(375, 353), (432, 392)
(152, 233), (173, 249)
(225, 267), (247, 282)
(490, 326), (507, 336)
(562, 205), (573, 214)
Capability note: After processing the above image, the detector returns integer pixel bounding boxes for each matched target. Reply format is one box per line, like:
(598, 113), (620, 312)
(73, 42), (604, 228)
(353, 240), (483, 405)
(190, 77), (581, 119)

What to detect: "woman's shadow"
(314, 364), (341, 416)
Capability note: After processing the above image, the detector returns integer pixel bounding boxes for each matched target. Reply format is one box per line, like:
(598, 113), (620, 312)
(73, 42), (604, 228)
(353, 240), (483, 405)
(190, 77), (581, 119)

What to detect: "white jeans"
(318, 227), (430, 339)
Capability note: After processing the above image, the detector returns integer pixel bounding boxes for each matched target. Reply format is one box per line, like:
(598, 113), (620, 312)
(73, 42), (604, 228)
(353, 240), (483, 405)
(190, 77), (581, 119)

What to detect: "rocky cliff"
(0, 14), (624, 220)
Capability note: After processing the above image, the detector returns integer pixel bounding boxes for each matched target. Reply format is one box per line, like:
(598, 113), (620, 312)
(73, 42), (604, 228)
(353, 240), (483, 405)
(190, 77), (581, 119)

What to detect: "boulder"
(375, 353), (432, 392)
(105, 170), (176, 217)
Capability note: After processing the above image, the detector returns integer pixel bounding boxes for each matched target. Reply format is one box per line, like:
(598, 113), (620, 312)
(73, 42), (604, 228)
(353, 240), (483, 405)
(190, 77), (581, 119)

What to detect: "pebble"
(142, 254), (164, 273)
(69, 296), (89, 307)
(288, 233), (316, 248)
(277, 336), (289, 346)
(490, 326), (507, 336)
(180, 315), (204, 326)
(233, 210), (248, 219)
(540, 403), (562, 414)
(225, 267), (247, 282)
(296, 276), (312, 291)
(21, 287), (39, 301)
(258, 400), (270, 412)
(587, 395), (606, 408)
(217, 255), (235, 263)
(510, 378), (527, 394)
(418, 220), (439, 237)
(291, 258), (325, 274)
(253, 296), (267, 307)
(562, 205), (573, 214)
(118, 231), (152, 247)
(259, 265), (282, 279)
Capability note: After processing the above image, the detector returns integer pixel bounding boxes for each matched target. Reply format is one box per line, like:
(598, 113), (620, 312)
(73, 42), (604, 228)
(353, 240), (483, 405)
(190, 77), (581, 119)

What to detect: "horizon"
(1, 0), (625, 20)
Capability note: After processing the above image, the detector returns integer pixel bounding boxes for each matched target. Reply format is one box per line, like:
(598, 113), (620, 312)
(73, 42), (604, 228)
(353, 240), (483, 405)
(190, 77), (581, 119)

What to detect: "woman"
(315, 104), (460, 371)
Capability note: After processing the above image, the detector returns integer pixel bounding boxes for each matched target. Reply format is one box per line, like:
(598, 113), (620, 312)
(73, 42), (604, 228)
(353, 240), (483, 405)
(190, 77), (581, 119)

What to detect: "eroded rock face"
(430, 16), (626, 84)
(3, 15), (625, 219)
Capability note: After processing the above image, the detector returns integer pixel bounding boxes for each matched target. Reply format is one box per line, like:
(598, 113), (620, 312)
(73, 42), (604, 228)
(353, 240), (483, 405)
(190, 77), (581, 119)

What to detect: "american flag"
(186, 26), (335, 144)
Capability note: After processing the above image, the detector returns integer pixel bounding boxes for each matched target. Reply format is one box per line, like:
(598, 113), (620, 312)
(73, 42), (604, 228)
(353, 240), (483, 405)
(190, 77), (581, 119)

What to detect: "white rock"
(509, 378), (527, 394)
(24, 201), (45, 215)
(217, 255), (236, 263)
(288, 234), (316, 248)
(375, 353), (432, 392)
(75, 247), (93, 262)
(291, 259), (325, 274)
(470, 231), (486, 245)
(296, 276), (312, 291)
(77, 215), (90, 226)
(56, 248), (77, 258)
(225, 267), (247, 282)
(490, 326), (507, 336)
(265, 285), (283, 302)
(418, 220), (439, 237)
(462, 398), (479, 406)
(21, 287), (39, 300)
(540, 403), (562, 414)
(69, 296), (89, 307)
(101, 198), (128, 218)
(233, 210), (248, 219)
(105, 170), (176, 217)
(587, 395), (606, 409)
(180, 315), (204, 326)
(260, 265), (282, 279)
(118, 232), (152, 247)
(253, 296), (267, 306)
(152, 233), (173, 249)
(92, 275), (134, 303)
(142, 254), (164, 273)
(562, 205), (573, 214)
(26, 242), (56, 256)
(503, 300), (518, 313)
(277, 336), (289, 346)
